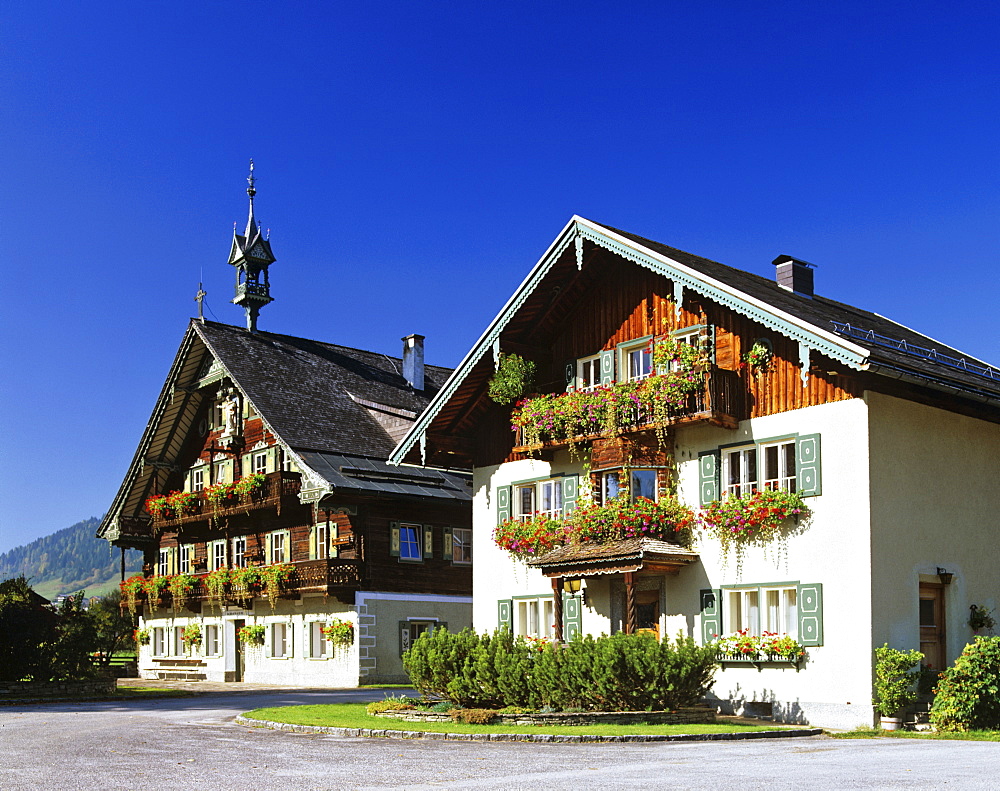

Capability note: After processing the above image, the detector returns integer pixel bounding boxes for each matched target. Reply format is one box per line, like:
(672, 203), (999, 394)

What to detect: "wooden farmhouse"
(390, 216), (1000, 728)
(98, 177), (472, 684)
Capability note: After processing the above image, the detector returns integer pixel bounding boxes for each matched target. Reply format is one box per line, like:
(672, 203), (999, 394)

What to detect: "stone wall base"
(379, 706), (716, 727)
(0, 678), (117, 699)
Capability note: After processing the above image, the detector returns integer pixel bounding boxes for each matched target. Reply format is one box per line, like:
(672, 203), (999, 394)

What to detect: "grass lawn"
(243, 703), (807, 737)
(832, 728), (1000, 742)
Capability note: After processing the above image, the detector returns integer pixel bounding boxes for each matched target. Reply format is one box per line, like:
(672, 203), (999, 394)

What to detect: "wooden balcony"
(512, 367), (746, 453)
(149, 471), (302, 530)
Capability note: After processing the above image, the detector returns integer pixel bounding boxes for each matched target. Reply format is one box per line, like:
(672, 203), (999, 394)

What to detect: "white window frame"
(271, 623), (289, 658)
(151, 627), (166, 657)
(232, 537), (247, 568)
(577, 354), (602, 391)
(204, 624), (220, 656)
(725, 585), (797, 639)
(210, 540), (227, 572)
(452, 528), (472, 564)
(398, 523), (421, 561)
(157, 548), (170, 577)
(252, 450), (268, 475)
(172, 626), (185, 656)
(724, 446), (758, 497)
(762, 440), (797, 493)
(190, 467), (205, 492)
(269, 531), (287, 564)
(515, 596), (555, 640)
(315, 521), (329, 560)
(514, 478), (563, 521)
(309, 621), (328, 659)
(178, 544), (191, 575)
(620, 340), (652, 382)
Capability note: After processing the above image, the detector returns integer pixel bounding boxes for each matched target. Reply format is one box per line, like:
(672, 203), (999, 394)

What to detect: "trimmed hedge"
(402, 628), (718, 711)
(930, 636), (1000, 732)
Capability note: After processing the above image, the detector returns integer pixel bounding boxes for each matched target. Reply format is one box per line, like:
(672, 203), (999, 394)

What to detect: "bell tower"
(228, 160), (276, 332)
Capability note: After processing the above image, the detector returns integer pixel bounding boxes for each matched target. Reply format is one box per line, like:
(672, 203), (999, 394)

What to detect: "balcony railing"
(513, 366), (746, 452)
(149, 471), (302, 530)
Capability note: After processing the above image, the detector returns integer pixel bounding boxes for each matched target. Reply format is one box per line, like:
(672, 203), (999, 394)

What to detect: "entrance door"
(919, 584), (945, 670)
(233, 619), (245, 682)
(636, 589), (661, 640)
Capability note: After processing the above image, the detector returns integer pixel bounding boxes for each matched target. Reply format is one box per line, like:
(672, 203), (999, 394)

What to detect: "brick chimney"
(402, 334), (425, 390)
(772, 255), (815, 297)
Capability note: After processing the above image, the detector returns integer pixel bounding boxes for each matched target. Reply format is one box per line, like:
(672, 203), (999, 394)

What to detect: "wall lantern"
(563, 579), (581, 593)
(936, 567), (954, 586)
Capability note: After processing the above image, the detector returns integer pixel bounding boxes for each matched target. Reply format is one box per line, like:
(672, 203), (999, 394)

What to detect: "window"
(178, 544), (191, 574)
(724, 447), (758, 497)
(173, 626), (185, 656)
(726, 585), (798, 639)
(270, 623), (289, 658)
(762, 440), (796, 492)
(577, 355), (602, 391)
(269, 531), (286, 564)
(399, 523), (421, 560)
(599, 469), (658, 503)
(211, 541), (227, 572)
(315, 521), (329, 560)
(309, 622), (328, 658)
(232, 537), (247, 568)
(515, 597), (554, 639)
(452, 528), (472, 564)
(399, 620), (441, 655)
(158, 548), (170, 576)
(252, 451), (268, 475)
(515, 478), (562, 520)
(204, 625), (220, 656)
(621, 340), (652, 381)
(152, 627), (166, 657)
(190, 467), (205, 492)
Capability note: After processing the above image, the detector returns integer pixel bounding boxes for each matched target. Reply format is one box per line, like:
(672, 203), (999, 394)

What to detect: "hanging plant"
(237, 623), (266, 646)
(715, 629), (806, 661)
(134, 627), (151, 646)
(969, 605), (996, 632)
(144, 494), (170, 519)
(181, 623), (202, 652)
(165, 490), (200, 518)
(488, 353), (537, 405)
(168, 573), (198, 607)
(321, 618), (355, 653)
(741, 341), (773, 375)
(143, 575), (169, 608)
(261, 563), (295, 609)
(204, 568), (231, 606)
(699, 489), (810, 576)
(120, 575), (147, 615)
(231, 566), (263, 599)
(233, 473), (267, 499)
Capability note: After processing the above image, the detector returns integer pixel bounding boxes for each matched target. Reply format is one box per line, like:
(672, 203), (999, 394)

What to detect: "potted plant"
(969, 604), (996, 633)
(165, 490), (199, 518)
(144, 494), (171, 519)
(261, 563), (295, 609)
(181, 623), (202, 653)
(237, 623), (266, 646)
(134, 627), (150, 646)
(321, 618), (355, 654)
(873, 643), (924, 729)
(231, 566), (263, 599)
(168, 573), (198, 608)
(143, 575), (169, 609)
(741, 340), (773, 376)
(204, 568), (231, 606)
(488, 353), (537, 405)
(120, 574), (147, 615)
(233, 472), (268, 500)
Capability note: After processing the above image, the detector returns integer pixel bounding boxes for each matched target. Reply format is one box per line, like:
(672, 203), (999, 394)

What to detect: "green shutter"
(600, 349), (615, 385)
(399, 621), (411, 655)
(389, 522), (400, 557)
(564, 361), (576, 392)
(700, 588), (722, 645)
(563, 593), (582, 641)
(698, 450), (721, 505)
(282, 529), (291, 563)
(796, 434), (822, 496)
(286, 622), (294, 657)
(264, 625), (273, 658)
(443, 527), (453, 560)
(240, 454), (251, 479)
(797, 583), (823, 646)
(497, 599), (513, 630)
(561, 474), (579, 514)
(423, 525), (434, 559)
(496, 486), (511, 524)
(266, 446), (278, 473)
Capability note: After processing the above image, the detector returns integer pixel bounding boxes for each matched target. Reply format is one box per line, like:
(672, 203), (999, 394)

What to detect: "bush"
(930, 637), (1000, 732)
(366, 695), (417, 715)
(402, 628), (718, 711)
(449, 708), (497, 724)
(872, 643), (923, 717)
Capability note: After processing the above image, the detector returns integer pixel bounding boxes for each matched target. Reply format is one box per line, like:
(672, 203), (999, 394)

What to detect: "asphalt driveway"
(1, 687), (996, 790)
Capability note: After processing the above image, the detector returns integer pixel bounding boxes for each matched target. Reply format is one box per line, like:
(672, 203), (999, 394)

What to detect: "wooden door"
(233, 619), (245, 682)
(919, 584), (945, 671)
(636, 589), (661, 640)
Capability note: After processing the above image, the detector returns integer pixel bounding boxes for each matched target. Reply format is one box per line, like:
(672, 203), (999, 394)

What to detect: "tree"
(49, 591), (99, 680)
(0, 576), (57, 681)
(90, 589), (135, 666)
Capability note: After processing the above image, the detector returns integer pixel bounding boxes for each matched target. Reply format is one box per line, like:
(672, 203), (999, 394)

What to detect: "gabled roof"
(389, 216), (1000, 467)
(99, 319), (466, 542)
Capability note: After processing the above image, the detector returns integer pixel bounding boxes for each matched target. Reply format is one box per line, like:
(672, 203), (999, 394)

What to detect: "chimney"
(402, 334), (425, 390)
(772, 255), (815, 297)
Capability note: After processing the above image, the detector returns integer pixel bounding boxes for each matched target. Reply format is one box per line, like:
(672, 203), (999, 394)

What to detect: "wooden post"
(552, 577), (564, 643)
(624, 572), (637, 635)
(120, 546), (126, 582)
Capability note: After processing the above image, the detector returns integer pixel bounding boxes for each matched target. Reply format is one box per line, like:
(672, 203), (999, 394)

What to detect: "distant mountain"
(0, 517), (142, 600)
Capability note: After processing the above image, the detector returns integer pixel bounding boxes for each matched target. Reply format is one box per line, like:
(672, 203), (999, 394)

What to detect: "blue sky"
(2, 1), (998, 553)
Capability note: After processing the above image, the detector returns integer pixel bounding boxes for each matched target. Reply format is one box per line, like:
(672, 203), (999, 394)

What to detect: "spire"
(227, 160), (276, 332)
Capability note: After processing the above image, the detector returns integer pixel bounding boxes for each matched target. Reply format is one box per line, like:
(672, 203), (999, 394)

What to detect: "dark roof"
(526, 538), (699, 577)
(196, 321), (452, 457)
(601, 223), (1000, 400)
(298, 451), (472, 501)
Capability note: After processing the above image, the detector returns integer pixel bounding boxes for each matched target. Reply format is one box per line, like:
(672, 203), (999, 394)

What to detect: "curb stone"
(234, 715), (824, 743)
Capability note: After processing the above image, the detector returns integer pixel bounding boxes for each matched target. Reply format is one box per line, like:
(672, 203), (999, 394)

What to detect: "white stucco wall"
(866, 392), (1000, 662)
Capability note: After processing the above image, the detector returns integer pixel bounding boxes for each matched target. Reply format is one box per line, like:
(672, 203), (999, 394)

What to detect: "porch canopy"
(526, 538), (699, 641)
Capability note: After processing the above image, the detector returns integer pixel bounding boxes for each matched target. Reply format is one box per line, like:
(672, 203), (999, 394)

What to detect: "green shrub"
(873, 644), (923, 717)
(930, 637), (1000, 732)
(365, 695), (417, 715)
